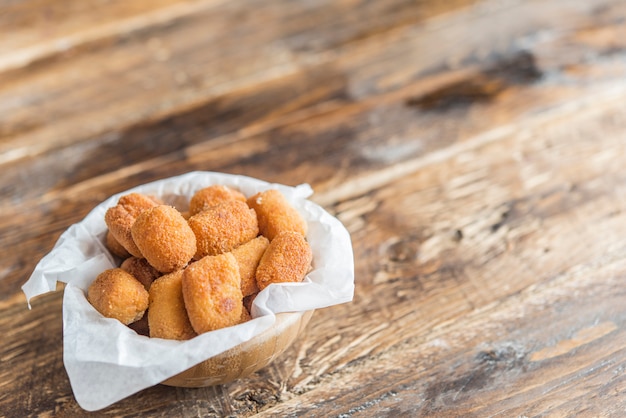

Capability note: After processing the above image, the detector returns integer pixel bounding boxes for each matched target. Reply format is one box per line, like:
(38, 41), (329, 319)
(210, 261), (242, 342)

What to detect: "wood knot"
(385, 237), (419, 263)
(475, 343), (527, 368)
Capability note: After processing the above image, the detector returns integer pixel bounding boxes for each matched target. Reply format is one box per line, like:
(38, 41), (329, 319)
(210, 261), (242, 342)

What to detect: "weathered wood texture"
(2, 0), (626, 416)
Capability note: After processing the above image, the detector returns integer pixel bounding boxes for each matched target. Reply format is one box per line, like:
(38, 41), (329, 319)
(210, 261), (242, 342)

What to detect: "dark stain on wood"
(53, 67), (351, 189)
(490, 204), (514, 233)
(489, 50), (543, 84)
(486, 181), (600, 236)
(406, 51), (542, 112)
(423, 344), (528, 409)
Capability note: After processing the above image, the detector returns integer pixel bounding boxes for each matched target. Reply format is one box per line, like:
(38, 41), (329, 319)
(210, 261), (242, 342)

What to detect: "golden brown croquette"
(87, 268), (149, 325)
(131, 205), (196, 273)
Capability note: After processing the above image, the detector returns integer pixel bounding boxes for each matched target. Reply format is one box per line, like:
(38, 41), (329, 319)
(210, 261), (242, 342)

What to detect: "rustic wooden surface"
(2, 0), (626, 416)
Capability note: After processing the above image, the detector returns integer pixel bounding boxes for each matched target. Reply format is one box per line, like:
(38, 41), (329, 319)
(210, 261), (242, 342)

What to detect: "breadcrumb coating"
(189, 185), (246, 216)
(256, 231), (312, 291)
(246, 189), (307, 241)
(131, 205), (196, 273)
(231, 235), (269, 297)
(239, 306), (252, 324)
(105, 230), (130, 258)
(104, 193), (161, 257)
(120, 256), (161, 291)
(182, 253), (243, 334)
(148, 270), (197, 340)
(87, 268), (149, 325)
(188, 200), (259, 258)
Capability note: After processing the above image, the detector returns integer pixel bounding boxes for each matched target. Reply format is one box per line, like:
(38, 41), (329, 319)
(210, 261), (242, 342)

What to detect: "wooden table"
(3, 0), (626, 416)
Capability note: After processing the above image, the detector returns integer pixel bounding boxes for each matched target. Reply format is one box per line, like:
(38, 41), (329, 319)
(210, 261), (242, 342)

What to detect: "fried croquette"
(239, 306), (252, 324)
(131, 205), (196, 273)
(189, 185), (246, 216)
(182, 253), (243, 334)
(105, 230), (130, 258)
(255, 231), (312, 291)
(87, 268), (149, 325)
(148, 270), (197, 340)
(247, 189), (307, 241)
(231, 235), (269, 297)
(188, 200), (259, 258)
(104, 193), (161, 257)
(120, 256), (161, 291)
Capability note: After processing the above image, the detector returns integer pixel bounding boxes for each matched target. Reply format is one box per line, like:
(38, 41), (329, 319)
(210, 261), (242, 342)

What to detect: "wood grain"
(2, 0), (626, 416)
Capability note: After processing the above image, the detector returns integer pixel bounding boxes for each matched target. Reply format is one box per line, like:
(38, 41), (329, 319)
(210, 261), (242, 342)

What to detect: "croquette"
(87, 268), (149, 325)
(188, 200), (259, 259)
(90, 181), (317, 343)
(120, 256), (161, 291)
(231, 235), (269, 297)
(182, 253), (243, 334)
(255, 231), (312, 291)
(246, 189), (307, 241)
(105, 230), (130, 258)
(239, 306), (252, 324)
(104, 193), (161, 257)
(189, 185), (246, 216)
(131, 205), (196, 273)
(148, 270), (197, 340)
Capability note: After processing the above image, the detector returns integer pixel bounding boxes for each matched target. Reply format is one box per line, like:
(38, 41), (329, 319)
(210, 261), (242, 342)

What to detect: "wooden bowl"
(161, 310), (314, 387)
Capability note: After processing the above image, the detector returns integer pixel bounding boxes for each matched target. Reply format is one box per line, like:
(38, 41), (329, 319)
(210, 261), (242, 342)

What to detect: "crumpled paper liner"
(22, 171), (355, 411)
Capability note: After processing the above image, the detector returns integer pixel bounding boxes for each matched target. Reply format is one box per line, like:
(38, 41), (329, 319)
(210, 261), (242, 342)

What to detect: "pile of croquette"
(88, 185), (312, 341)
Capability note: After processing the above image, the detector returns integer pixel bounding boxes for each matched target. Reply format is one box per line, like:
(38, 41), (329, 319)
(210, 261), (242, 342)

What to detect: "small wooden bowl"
(161, 310), (314, 387)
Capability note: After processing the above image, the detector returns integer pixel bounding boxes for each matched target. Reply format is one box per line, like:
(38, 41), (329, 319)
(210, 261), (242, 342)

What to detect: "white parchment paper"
(22, 171), (355, 411)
